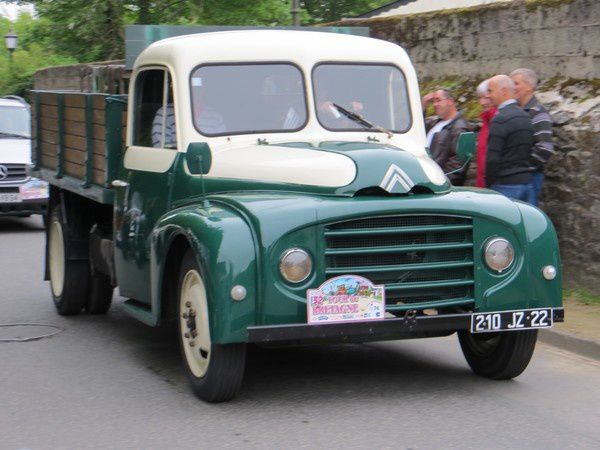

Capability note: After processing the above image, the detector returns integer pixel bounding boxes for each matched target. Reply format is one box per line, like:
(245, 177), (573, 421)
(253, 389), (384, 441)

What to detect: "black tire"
(458, 329), (538, 380)
(85, 272), (113, 314)
(177, 249), (246, 403)
(47, 206), (90, 315)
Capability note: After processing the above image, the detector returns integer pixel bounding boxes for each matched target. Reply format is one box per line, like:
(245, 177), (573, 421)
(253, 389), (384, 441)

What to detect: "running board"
(122, 299), (158, 326)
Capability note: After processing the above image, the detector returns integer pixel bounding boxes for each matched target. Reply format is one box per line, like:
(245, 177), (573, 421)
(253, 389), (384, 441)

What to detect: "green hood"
(202, 141), (451, 196)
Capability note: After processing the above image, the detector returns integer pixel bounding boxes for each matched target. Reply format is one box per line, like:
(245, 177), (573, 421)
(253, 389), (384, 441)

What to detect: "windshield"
(313, 64), (411, 133)
(0, 105), (30, 138)
(190, 64), (307, 136)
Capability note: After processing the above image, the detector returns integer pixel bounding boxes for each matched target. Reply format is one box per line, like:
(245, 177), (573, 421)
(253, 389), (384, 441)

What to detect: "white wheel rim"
(180, 269), (211, 378)
(48, 219), (65, 297)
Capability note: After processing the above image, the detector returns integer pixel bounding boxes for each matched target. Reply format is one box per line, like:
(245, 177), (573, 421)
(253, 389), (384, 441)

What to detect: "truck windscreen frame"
(311, 62), (412, 134)
(189, 62), (308, 137)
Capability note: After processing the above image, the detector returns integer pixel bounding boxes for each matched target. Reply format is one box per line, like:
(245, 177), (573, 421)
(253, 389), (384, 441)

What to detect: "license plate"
(471, 308), (553, 333)
(0, 193), (21, 203)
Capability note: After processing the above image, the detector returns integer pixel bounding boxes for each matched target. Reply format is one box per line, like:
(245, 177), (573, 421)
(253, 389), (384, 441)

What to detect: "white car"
(0, 96), (48, 221)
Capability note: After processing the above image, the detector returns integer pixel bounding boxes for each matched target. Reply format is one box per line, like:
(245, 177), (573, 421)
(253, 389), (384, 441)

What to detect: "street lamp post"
(4, 30), (18, 60)
(291, 0), (300, 27)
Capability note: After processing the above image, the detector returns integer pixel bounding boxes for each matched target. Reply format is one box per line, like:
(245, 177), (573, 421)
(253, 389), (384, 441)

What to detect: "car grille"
(0, 164), (27, 183)
(324, 215), (475, 312)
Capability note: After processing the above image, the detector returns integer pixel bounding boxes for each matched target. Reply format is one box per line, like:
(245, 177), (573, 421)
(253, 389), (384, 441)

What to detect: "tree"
(30, 0), (293, 62)
(0, 14), (77, 97)
(302, 0), (390, 23)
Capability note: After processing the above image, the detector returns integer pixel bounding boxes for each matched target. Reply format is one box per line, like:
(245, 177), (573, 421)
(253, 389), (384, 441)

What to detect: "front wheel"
(458, 329), (538, 379)
(177, 250), (246, 402)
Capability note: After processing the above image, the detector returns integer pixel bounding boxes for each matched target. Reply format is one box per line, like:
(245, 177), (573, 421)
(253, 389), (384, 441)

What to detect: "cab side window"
(133, 69), (176, 149)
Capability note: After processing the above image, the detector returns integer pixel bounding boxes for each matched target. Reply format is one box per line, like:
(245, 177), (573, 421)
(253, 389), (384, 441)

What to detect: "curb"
(539, 328), (600, 361)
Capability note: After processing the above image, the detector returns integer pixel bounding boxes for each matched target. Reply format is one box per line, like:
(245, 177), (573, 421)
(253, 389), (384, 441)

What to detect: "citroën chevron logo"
(379, 164), (415, 194)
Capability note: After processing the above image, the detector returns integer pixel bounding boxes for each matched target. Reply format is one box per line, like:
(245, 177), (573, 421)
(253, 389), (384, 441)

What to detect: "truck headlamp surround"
(484, 237), (514, 273)
(279, 248), (312, 284)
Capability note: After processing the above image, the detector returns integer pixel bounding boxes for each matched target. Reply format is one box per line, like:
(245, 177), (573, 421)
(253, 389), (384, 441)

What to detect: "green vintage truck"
(33, 30), (563, 402)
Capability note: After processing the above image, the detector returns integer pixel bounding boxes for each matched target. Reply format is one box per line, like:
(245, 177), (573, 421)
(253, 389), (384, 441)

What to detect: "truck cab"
(36, 30), (563, 403)
(0, 96), (48, 220)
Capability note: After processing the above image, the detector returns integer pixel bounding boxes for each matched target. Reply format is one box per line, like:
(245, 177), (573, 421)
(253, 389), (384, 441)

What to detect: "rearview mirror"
(186, 142), (212, 175)
(456, 132), (476, 162)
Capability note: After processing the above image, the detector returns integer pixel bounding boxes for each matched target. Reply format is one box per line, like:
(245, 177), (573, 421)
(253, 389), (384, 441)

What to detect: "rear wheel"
(48, 206), (89, 315)
(177, 249), (246, 402)
(85, 272), (113, 314)
(458, 329), (538, 379)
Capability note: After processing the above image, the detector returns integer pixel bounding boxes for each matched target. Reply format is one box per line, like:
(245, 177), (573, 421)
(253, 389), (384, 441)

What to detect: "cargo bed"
(32, 91), (127, 204)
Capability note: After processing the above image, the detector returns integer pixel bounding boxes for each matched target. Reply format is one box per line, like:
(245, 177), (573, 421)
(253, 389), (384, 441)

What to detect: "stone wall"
(339, 0), (600, 80)
(536, 83), (600, 293)
(337, 0), (600, 293)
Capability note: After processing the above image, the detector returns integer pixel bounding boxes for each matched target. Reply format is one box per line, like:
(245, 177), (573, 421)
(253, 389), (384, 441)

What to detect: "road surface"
(1, 216), (598, 449)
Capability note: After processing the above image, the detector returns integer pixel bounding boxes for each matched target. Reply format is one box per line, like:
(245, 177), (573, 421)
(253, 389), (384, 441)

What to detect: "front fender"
(516, 202), (563, 308)
(477, 201), (562, 312)
(152, 204), (258, 343)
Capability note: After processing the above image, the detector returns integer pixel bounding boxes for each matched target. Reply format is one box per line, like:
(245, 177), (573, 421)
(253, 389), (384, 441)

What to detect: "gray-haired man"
(510, 68), (554, 206)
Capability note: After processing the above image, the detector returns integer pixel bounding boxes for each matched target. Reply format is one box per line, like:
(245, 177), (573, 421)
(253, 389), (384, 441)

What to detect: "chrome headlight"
(279, 248), (312, 283)
(484, 238), (514, 273)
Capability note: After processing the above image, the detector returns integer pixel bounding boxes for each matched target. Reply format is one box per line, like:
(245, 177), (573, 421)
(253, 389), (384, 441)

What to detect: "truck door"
(113, 67), (178, 304)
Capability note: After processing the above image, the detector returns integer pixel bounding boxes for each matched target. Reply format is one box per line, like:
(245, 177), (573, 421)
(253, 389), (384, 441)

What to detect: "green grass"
(564, 289), (600, 307)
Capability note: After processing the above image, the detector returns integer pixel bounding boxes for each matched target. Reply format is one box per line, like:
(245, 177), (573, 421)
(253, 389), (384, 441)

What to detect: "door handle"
(112, 179), (129, 188)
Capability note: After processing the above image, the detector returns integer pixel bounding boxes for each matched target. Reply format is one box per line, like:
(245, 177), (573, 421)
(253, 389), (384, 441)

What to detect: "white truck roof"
(135, 29), (414, 70)
(0, 97), (29, 108)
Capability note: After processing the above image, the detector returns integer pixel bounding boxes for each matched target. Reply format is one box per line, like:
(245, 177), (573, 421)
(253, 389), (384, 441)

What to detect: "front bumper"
(0, 198), (48, 216)
(247, 308), (565, 344)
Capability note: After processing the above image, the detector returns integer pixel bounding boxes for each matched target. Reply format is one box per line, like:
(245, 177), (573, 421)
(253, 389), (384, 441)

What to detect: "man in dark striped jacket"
(511, 68), (555, 207)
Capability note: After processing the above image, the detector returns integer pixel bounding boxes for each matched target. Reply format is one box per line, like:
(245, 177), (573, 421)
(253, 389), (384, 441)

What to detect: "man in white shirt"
(422, 89), (471, 185)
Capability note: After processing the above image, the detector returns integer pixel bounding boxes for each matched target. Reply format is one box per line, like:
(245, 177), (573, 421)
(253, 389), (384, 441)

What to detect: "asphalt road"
(1, 216), (599, 450)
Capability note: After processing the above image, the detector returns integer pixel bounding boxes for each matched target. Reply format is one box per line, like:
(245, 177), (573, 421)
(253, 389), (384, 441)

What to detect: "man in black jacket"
(485, 75), (535, 203)
(422, 89), (471, 185)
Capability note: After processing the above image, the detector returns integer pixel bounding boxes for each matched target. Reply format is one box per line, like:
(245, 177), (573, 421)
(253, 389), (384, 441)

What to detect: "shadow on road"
(0, 216), (45, 233)
(69, 302), (487, 405)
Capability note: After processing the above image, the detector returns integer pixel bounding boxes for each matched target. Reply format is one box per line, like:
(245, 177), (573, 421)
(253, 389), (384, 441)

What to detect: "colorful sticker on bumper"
(307, 275), (385, 324)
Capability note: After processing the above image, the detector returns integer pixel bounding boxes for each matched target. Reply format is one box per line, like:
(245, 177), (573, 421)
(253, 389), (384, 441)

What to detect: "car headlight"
(484, 238), (514, 273)
(279, 248), (312, 283)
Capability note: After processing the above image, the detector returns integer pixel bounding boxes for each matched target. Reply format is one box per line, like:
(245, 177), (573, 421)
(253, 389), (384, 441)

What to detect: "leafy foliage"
(302, 0), (387, 23)
(0, 0), (392, 96)
(0, 14), (77, 98)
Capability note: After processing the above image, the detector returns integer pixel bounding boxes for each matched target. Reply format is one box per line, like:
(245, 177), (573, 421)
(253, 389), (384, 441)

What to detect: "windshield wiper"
(0, 131), (30, 139)
(332, 103), (393, 138)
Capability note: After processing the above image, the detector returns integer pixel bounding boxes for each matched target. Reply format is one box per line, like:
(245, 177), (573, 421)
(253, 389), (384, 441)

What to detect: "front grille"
(324, 215), (475, 312)
(0, 164), (27, 183)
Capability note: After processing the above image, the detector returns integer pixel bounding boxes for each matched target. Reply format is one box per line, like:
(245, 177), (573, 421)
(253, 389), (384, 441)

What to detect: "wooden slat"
(39, 93), (58, 106)
(64, 161), (84, 178)
(40, 153), (56, 169)
(64, 95), (86, 108)
(40, 117), (58, 132)
(64, 147), (86, 165)
(64, 134), (86, 151)
(40, 104), (58, 120)
(40, 128), (58, 145)
(64, 107), (85, 122)
(92, 169), (105, 185)
(93, 139), (106, 156)
(92, 96), (106, 110)
(93, 154), (106, 171)
(63, 120), (86, 137)
(40, 141), (58, 156)
(55, 147), (107, 172)
(92, 124), (106, 140)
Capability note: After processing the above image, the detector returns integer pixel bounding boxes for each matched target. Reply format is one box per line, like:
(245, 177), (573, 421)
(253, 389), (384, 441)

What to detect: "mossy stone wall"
(337, 0), (599, 80)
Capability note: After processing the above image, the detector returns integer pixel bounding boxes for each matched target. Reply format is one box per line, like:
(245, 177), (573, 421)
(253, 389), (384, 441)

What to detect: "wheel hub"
(180, 269), (211, 378)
